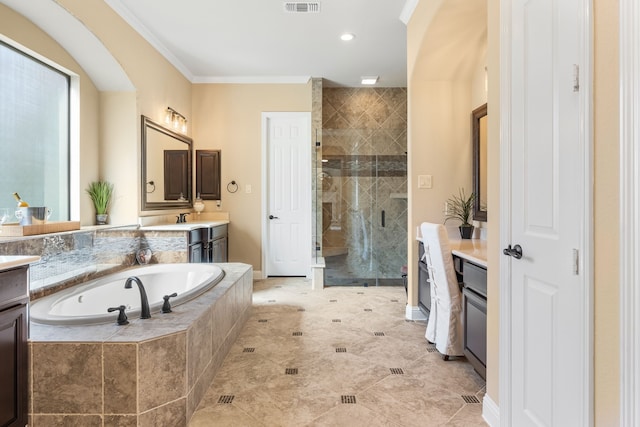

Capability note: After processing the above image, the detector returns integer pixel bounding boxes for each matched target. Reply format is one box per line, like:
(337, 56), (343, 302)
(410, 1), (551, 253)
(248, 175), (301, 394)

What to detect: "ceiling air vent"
(284, 2), (320, 13)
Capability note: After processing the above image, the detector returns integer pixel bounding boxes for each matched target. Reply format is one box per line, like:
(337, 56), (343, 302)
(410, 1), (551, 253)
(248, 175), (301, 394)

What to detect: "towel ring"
(227, 180), (238, 193)
(146, 181), (156, 193)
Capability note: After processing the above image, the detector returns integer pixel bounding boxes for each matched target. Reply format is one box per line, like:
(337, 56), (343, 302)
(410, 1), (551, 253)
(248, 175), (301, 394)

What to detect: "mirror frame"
(472, 103), (488, 222)
(141, 115), (193, 211)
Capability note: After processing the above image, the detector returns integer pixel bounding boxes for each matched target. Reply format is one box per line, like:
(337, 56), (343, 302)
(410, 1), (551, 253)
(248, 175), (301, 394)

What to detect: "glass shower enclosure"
(317, 128), (407, 286)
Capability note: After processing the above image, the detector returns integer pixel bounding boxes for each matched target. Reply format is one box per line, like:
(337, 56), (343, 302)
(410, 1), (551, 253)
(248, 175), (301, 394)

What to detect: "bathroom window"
(0, 41), (70, 221)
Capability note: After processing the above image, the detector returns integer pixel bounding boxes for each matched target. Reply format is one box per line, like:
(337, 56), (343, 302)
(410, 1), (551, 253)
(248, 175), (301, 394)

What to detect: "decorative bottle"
(12, 192), (29, 207)
(193, 193), (205, 215)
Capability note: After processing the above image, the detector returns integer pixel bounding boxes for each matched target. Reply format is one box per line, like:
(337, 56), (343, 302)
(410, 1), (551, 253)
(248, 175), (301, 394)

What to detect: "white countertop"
(0, 255), (41, 271)
(139, 220), (229, 231)
(416, 235), (488, 268)
(448, 238), (488, 268)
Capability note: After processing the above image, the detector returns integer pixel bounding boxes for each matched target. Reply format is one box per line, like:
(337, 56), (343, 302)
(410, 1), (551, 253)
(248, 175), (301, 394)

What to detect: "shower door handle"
(381, 210), (385, 227)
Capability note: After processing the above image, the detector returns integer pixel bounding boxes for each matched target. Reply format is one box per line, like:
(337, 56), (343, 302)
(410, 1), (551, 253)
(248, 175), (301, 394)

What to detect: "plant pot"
(459, 225), (474, 239)
(96, 214), (108, 225)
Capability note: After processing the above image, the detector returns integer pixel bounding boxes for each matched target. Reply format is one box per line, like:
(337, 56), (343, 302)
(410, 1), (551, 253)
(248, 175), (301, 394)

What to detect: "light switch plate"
(418, 175), (432, 189)
(245, 184), (252, 193)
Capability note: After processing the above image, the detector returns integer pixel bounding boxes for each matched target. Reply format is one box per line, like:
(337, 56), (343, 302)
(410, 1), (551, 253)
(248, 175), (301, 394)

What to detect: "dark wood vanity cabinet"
(210, 224), (228, 263)
(417, 241), (431, 315)
(189, 225), (228, 263)
(0, 266), (29, 427)
(196, 150), (221, 200)
(462, 260), (487, 380)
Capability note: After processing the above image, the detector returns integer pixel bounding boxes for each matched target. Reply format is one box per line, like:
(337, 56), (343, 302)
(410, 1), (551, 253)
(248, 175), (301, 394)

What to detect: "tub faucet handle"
(107, 305), (129, 326)
(162, 293), (178, 313)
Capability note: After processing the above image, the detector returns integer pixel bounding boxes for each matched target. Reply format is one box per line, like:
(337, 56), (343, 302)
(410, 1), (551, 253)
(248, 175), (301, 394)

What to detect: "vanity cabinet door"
(211, 237), (228, 263)
(0, 303), (28, 427)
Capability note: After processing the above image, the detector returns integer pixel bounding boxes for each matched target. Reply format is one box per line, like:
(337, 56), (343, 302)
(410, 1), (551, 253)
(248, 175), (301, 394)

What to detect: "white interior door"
(502, 0), (592, 425)
(263, 112), (311, 276)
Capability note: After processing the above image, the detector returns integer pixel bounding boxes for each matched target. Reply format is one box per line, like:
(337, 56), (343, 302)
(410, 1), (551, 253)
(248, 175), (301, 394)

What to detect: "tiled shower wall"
(321, 87), (407, 281)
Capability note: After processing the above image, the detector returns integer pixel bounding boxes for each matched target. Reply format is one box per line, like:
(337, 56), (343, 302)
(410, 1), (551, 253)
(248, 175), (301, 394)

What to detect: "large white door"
(263, 113), (311, 276)
(502, 0), (591, 425)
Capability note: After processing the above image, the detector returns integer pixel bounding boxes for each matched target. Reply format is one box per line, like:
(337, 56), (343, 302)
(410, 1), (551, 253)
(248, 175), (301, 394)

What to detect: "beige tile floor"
(189, 278), (487, 427)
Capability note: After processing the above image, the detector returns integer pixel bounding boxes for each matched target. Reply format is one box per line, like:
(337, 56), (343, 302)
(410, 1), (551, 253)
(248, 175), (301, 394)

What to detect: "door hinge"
(573, 64), (580, 92)
(573, 249), (579, 275)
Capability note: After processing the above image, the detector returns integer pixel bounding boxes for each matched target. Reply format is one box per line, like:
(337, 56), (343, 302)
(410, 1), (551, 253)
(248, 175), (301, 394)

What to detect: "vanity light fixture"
(340, 33), (355, 41)
(361, 76), (378, 85)
(165, 107), (187, 133)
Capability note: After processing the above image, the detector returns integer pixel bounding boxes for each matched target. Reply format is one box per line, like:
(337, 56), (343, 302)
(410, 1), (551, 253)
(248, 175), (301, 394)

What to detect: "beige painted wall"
(594, 0), (620, 424)
(58, 0), (192, 220)
(486, 0), (500, 406)
(406, 0), (483, 320)
(192, 83), (312, 271)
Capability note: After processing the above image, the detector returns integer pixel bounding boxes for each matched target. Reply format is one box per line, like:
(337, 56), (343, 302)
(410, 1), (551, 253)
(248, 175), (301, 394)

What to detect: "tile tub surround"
(28, 263), (253, 427)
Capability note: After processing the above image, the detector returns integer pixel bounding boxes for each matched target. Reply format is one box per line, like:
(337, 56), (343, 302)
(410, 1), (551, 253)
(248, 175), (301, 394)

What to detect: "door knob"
(268, 215), (279, 220)
(503, 244), (523, 259)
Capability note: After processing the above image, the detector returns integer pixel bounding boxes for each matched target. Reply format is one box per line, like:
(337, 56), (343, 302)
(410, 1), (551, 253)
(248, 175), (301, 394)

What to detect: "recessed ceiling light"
(340, 33), (355, 41)
(361, 76), (379, 85)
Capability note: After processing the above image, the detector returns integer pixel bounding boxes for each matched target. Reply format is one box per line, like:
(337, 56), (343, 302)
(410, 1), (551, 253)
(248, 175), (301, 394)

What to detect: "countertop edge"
(0, 255), (41, 271)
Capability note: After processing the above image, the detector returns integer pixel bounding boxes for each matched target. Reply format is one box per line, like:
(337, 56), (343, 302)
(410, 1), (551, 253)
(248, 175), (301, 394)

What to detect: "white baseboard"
(405, 305), (428, 321)
(482, 394), (500, 427)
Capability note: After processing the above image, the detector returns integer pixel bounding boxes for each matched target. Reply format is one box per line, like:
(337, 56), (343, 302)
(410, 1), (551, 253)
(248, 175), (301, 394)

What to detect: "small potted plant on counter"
(86, 181), (114, 225)
(444, 188), (475, 239)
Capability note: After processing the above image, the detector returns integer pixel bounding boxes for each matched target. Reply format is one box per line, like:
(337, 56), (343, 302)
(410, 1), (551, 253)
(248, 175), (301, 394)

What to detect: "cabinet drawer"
(463, 261), (487, 297)
(211, 224), (227, 239)
(463, 287), (487, 379)
(189, 229), (202, 244)
(0, 267), (29, 311)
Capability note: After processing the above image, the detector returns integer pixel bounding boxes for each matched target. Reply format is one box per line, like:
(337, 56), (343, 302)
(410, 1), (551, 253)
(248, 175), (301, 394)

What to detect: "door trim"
(498, 0), (594, 425)
(261, 111), (312, 278)
(619, 0), (640, 423)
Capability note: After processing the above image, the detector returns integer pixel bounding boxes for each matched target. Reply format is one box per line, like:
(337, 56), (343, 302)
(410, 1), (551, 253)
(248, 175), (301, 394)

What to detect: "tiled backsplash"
(0, 226), (189, 296)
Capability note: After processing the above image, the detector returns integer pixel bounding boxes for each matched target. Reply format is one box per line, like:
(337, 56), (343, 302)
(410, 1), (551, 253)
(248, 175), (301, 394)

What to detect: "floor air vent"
(284, 2), (320, 13)
(218, 395), (234, 404)
(426, 347), (438, 353)
(332, 319), (341, 323)
(336, 347), (347, 353)
(390, 368), (404, 375)
(292, 331), (303, 336)
(243, 347), (255, 353)
(462, 395), (481, 404)
(374, 332), (385, 336)
(341, 395), (357, 404)
(285, 368), (298, 375)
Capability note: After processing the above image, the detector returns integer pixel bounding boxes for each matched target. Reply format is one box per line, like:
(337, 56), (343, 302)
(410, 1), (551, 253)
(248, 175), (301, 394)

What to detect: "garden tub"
(30, 263), (224, 325)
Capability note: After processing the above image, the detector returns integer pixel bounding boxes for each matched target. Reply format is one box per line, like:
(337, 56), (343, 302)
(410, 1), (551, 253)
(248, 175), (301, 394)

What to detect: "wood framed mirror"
(141, 116), (193, 210)
(472, 103), (488, 222)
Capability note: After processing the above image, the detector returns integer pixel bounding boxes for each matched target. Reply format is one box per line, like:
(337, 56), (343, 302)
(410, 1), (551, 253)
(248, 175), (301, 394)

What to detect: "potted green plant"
(444, 188), (475, 239)
(86, 181), (114, 225)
